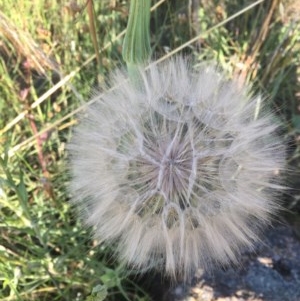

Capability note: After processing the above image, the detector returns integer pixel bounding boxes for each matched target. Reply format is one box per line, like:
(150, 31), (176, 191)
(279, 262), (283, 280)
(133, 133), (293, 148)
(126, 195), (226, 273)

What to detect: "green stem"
(122, 0), (151, 83)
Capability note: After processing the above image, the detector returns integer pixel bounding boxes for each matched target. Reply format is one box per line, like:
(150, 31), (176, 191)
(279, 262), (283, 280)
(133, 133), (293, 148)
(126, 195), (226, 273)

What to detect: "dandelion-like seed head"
(69, 57), (285, 281)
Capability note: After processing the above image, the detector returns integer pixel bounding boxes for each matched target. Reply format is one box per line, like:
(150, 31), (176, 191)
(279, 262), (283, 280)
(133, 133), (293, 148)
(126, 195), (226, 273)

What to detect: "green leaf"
(100, 268), (118, 288)
(85, 285), (108, 301)
(17, 176), (28, 203)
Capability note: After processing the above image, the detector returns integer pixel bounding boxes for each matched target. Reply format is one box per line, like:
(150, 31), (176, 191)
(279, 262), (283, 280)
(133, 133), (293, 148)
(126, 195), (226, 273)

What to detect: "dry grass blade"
(86, 0), (101, 76)
(0, 11), (55, 74)
(235, 0), (280, 83)
(0, 0), (168, 138)
(4, 0), (267, 159)
(154, 0), (265, 64)
(0, 70), (80, 136)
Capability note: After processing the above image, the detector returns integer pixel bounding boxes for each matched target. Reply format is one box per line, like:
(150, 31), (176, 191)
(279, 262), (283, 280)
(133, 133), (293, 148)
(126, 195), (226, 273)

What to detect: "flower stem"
(122, 0), (151, 84)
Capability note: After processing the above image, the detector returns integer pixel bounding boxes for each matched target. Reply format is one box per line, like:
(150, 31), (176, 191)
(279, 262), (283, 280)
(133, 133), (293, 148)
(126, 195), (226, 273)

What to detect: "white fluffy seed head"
(69, 56), (285, 281)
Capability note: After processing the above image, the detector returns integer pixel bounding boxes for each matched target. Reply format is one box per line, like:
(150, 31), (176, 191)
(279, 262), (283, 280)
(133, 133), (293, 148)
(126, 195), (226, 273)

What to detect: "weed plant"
(0, 0), (299, 300)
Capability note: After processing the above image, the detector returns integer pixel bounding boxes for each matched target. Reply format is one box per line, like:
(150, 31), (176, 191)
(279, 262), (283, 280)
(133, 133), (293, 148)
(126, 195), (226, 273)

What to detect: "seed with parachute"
(69, 57), (285, 281)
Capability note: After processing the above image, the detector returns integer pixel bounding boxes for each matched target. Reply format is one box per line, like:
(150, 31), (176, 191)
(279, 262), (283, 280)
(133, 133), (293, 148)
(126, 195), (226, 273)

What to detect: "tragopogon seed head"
(69, 57), (285, 281)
